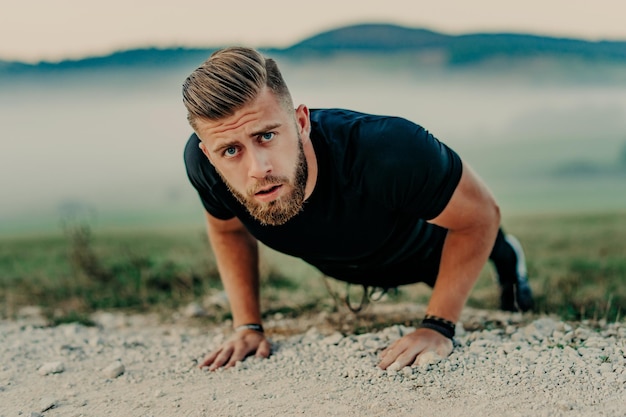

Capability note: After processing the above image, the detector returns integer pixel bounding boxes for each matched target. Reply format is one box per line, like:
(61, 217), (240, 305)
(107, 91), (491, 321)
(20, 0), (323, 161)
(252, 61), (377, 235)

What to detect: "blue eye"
(223, 146), (238, 158)
(260, 132), (274, 142)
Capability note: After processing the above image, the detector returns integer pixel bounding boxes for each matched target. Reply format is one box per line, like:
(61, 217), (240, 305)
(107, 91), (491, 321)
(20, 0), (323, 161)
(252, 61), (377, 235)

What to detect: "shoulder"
(311, 108), (418, 133)
(312, 109), (427, 144)
(311, 109), (427, 155)
(313, 109), (433, 170)
(183, 133), (221, 189)
(183, 133), (203, 165)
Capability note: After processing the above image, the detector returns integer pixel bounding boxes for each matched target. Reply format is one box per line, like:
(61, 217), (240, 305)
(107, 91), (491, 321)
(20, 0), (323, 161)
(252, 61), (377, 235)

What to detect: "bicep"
(205, 210), (248, 234)
(428, 161), (500, 232)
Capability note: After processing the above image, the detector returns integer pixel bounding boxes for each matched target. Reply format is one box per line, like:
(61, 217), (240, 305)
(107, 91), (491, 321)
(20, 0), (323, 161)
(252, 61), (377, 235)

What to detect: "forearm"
(207, 221), (262, 327)
(426, 222), (499, 323)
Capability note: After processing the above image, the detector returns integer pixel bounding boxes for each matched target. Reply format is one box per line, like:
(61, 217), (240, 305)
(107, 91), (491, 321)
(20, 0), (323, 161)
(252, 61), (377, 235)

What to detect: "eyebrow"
(210, 123), (283, 153)
(211, 140), (239, 154)
(249, 123), (282, 137)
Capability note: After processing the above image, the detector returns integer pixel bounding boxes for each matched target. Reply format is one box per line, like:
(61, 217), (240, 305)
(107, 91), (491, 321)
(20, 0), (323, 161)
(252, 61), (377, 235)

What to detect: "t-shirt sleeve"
(359, 117), (463, 220)
(183, 134), (235, 220)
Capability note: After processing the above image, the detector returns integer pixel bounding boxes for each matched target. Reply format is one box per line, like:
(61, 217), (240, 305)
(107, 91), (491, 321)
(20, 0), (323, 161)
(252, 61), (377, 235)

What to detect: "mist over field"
(1, 52), (626, 235)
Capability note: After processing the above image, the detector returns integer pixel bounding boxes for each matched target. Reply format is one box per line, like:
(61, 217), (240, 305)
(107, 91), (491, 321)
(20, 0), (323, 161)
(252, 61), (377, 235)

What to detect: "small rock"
(574, 327), (592, 341)
(40, 397), (57, 412)
(510, 332), (526, 342)
(61, 323), (82, 337)
(523, 350), (539, 363)
(556, 401), (574, 411)
(38, 362), (65, 376)
(584, 336), (610, 349)
(204, 291), (229, 308)
(183, 302), (206, 318)
(88, 336), (104, 347)
(16, 306), (45, 325)
(523, 318), (559, 341)
(302, 327), (322, 342)
(102, 360), (125, 378)
(577, 347), (603, 359)
(381, 325), (403, 340)
(321, 332), (344, 345)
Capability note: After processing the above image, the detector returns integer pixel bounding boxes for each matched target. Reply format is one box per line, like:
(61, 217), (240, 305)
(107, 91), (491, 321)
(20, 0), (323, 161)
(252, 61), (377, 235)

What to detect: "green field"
(1, 211), (624, 324)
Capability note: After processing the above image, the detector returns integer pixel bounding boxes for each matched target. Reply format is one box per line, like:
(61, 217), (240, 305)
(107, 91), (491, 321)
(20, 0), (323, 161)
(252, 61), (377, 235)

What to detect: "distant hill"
(0, 47), (217, 75)
(2, 23), (626, 75)
(285, 24), (626, 64)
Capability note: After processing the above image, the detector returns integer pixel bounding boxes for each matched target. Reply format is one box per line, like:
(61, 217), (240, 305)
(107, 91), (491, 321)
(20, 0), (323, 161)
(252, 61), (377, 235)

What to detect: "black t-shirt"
(184, 109), (463, 286)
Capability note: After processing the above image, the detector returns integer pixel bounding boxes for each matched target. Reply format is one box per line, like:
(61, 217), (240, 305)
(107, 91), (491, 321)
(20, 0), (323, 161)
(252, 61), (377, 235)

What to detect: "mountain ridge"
(2, 23), (626, 74)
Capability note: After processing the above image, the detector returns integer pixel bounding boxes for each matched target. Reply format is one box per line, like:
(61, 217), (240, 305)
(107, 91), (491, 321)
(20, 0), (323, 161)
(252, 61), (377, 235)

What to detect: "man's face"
(194, 87), (310, 226)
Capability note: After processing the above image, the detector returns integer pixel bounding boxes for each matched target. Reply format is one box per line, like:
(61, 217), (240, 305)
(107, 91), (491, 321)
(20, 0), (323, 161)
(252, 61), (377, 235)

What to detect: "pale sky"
(2, 0), (626, 63)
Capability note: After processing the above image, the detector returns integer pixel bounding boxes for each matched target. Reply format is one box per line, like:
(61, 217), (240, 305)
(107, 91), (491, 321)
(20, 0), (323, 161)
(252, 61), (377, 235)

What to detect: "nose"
(247, 148), (272, 179)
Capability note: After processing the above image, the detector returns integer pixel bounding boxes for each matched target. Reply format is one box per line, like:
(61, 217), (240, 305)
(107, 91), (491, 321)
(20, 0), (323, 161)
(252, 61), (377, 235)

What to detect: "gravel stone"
(38, 361), (65, 376)
(39, 397), (57, 412)
(102, 360), (125, 378)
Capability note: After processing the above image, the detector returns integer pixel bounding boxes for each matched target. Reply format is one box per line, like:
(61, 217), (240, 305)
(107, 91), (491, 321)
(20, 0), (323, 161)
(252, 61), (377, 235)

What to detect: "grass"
(1, 211), (624, 324)
(503, 211), (626, 321)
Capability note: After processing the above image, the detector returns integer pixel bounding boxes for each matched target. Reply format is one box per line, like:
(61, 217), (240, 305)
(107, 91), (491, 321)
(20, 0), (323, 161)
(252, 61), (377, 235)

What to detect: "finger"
(199, 349), (221, 368)
(410, 338), (453, 367)
(208, 345), (234, 371)
(412, 350), (444, 367)
(255, 339), (271, 358)
(381, 349), (420, 370)
(378, 347), (405, 370)
(437, 338), (454, 357)
(225, 334), (265, 368)
(379, 340), (400, 359)
(393, 350), (421, 369)
(225, 344), (250, 368)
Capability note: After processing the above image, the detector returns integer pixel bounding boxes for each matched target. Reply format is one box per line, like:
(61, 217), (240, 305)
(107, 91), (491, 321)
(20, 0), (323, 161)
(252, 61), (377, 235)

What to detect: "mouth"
(255, 184), (282, 196)
(253, 184), (284, 202)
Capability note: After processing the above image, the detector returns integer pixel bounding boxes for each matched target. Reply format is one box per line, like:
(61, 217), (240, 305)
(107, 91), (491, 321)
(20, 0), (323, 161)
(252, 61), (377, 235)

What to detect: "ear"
(198, 141), (215, 166)
(295, 104), (310, 138)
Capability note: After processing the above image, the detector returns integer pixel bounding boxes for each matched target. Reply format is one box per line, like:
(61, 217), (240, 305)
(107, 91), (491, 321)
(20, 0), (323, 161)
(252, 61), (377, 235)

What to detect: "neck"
(302, 137), (318, 201)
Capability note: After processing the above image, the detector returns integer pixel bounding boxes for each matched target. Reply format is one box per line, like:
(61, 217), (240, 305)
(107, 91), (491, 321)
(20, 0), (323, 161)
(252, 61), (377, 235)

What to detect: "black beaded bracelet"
(235, 323), (264, 333)
(419, 315), (456, 340)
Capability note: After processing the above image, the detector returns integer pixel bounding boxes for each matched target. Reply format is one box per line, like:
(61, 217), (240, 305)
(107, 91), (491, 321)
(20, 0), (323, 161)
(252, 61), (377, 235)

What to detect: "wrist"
(234, 323), (264, 333)
(419, 314), (456, 340)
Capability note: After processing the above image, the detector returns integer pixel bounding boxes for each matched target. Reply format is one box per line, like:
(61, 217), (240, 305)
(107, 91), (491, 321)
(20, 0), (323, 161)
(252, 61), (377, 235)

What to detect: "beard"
(219, 138), (308, 226)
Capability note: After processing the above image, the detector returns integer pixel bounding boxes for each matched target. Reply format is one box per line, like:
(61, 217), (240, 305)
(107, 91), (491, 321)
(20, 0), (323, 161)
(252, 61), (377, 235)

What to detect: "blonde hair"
(182, 47), (293, 129)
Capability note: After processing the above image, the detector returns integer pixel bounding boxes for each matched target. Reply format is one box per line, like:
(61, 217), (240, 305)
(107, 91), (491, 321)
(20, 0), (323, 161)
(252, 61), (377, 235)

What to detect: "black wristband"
(419, 315), (455, 340)
(235, 323), (264, 333)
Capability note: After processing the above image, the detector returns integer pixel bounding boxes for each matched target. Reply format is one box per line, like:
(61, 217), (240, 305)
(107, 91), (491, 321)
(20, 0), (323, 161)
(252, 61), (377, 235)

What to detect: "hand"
(199, 329), (271, 371)
(378, 327), (453, 370)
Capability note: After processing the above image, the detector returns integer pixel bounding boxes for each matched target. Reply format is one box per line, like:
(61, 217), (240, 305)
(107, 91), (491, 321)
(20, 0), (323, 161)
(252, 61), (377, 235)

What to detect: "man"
(182, 47), (533, 372)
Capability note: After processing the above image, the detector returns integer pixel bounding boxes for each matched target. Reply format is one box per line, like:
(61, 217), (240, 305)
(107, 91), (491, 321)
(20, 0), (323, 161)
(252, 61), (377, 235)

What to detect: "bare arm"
(425, 162), (501, 322)
(200, 211), (271, 370)
(379, 161), (500, 369)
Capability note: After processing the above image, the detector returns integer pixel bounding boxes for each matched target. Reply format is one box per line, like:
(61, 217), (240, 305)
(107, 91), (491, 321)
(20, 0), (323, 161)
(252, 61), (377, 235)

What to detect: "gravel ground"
(1, 305), (625, 417)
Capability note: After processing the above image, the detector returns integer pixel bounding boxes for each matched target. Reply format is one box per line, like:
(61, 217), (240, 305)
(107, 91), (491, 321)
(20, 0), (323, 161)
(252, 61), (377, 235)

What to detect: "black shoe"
(499, 235), (534, 312)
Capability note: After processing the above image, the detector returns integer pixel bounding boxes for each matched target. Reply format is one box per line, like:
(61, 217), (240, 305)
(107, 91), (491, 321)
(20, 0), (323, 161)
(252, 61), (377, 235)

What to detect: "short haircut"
(182, 47), (293, 129)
